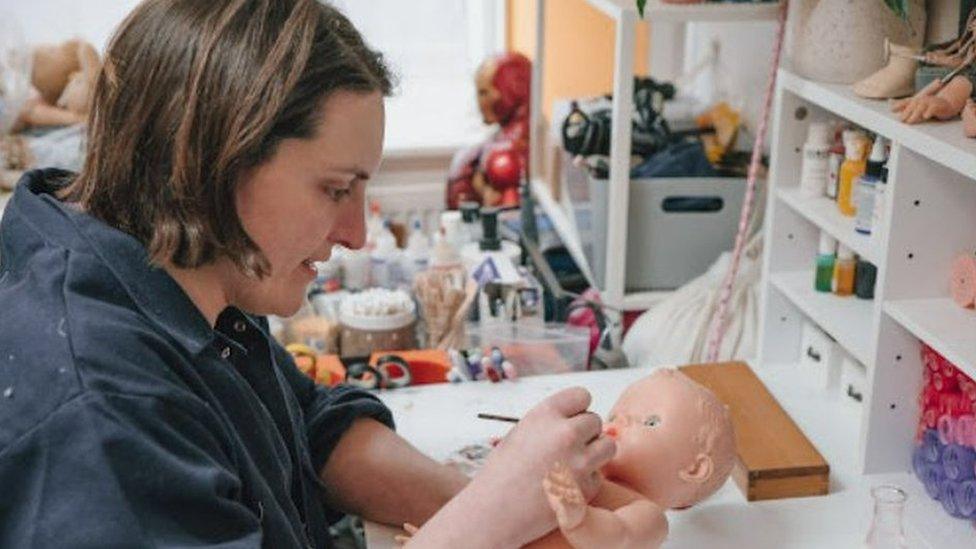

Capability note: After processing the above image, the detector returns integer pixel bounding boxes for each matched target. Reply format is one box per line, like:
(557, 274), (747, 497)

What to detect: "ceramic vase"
(791, 0), (927, 84)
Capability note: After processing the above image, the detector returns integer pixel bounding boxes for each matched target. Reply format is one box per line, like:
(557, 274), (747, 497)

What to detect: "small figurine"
(530, 368), (736, 548)
(446, 52), (530, 209)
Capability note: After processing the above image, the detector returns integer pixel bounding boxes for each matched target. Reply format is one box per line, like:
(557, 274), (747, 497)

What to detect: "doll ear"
(678, 453), (714, 484)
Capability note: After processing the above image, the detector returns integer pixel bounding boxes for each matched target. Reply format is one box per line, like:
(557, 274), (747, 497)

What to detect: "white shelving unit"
(758, 66), (976, 544)
(529, 0), (781, 311)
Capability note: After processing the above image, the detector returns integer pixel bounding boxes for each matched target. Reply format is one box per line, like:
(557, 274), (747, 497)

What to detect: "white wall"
(0, 0), (141, 51)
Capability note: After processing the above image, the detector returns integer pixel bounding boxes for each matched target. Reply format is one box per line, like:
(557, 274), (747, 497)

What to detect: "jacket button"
(220, 347), (232, 359)
(233, 320), (247, 333)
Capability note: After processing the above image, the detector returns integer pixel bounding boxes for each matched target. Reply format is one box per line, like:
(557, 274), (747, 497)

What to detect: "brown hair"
(63, 0), (392, 277)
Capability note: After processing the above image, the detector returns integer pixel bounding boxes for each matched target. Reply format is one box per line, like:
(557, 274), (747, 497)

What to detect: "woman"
(0, 1), (615, 547)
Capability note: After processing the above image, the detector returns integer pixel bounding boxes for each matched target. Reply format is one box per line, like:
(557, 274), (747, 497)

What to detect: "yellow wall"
(507, 0), (650, 120)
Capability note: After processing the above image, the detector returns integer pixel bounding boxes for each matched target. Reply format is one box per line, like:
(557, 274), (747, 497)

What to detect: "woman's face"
(229, 90), (384, 317)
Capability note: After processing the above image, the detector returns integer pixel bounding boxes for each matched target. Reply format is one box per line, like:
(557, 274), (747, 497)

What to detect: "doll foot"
(543, 462), (587, 531)
(963, 99), (976, 139)
(853, 40), (918, 99)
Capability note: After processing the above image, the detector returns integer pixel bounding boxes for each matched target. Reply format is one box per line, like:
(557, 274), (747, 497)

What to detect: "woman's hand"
(407, 387), (616, 548)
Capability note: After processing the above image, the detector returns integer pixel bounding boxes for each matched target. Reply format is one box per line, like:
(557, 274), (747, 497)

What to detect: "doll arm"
(543, 463), (669, 549)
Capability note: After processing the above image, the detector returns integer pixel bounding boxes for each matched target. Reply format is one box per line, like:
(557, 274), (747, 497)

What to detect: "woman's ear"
(678, 453), (714, 484)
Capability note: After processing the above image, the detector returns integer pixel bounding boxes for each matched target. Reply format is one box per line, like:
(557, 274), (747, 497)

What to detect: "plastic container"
(855, 137), (886, 236)
(798, 122), (831, 199)
(466, 323), (591, 377)
(838, 131), (867, 217)
(834, 245), (856, 297)
(815, 232), (837, 293)
(339, 289), (417, 358)
(370, 221), (401, 289)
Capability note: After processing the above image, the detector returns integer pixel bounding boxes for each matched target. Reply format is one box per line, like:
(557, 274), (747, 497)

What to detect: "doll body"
(528, 369), (736, 549)
(11, 39), (100, 132)
(446, 52), (530, 209)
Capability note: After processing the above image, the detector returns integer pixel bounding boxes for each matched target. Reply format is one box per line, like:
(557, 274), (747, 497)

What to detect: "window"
(329, 0), (506, 153)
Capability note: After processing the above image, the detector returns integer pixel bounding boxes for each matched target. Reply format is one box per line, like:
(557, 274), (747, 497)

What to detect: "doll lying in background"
(1, 39), (99, 190)
(530, 368), (736, 549)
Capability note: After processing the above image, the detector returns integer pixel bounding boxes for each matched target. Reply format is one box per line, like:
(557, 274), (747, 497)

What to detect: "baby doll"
(530, 368), (736, 549)
(11, 39), (100, 132)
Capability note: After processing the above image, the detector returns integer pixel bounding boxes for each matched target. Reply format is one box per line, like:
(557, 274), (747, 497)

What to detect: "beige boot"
(853, 40), (919, 99)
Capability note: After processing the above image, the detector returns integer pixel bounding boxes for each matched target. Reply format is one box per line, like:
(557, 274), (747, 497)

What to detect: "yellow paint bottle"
(837, 132), (867, 217)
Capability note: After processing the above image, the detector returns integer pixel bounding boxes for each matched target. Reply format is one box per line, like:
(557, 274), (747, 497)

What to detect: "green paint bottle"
(815, 232), (837, 293)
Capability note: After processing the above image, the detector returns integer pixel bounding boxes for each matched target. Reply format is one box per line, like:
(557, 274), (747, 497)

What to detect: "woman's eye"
(326, 187), (352, 201)
(643, 415), (661, 428)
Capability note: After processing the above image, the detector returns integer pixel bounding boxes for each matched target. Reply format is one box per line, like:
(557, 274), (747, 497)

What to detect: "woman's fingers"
(545, 387), (592, 418)
(566, 411), (603, 445)
(582, 434), (617, 471)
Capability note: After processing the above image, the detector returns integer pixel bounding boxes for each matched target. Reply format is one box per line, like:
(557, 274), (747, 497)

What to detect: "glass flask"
(864, 485), (908, 549)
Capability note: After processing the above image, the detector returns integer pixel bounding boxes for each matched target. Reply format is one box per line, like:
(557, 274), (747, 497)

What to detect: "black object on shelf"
(479, 207), (501, 251)
(855, 260), (877, 300)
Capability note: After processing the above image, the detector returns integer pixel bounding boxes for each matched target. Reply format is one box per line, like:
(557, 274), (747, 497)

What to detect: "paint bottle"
(855, 260), (877, 300)
(872, 164), (889, 241)
(826, 126), (845, 200)
(369, 221), (400, 289)
(799, 122), (832, 198)
(815, 232), (837, 293)
(834, 245), (856, 297)
(838, 131), (867, 217)
(854, 137), (887, 235)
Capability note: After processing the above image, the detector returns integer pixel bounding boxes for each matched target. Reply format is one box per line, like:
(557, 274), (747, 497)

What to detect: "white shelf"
(770, 270), (874, 365)
(587, 0), (781, 22)
(776, 187), (882, 265)
(779, 69), (976, 180)
(884, 298), (976, 382)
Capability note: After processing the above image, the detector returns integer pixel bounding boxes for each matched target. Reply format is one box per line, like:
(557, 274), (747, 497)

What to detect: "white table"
(364, 365), (948, 548)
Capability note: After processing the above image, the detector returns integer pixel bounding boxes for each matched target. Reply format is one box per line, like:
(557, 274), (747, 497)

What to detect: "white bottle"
(401, 218), (430, 285)
(799, 122), (832, 199)
(872, 165), (888, 242)
(341, 248), (371, 291)
(370, 221), (400, 289)
(854, 137), (886, 236)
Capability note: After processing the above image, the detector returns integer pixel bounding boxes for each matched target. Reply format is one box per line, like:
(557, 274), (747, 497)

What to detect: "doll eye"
(643, 415), (661, 428)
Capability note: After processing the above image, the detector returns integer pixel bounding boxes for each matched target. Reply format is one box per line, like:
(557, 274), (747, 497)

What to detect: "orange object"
(314, 354), (346, 386)
(369, 349), (452, 385)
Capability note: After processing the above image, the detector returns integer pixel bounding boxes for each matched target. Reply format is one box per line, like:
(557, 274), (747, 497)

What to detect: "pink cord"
(706, 0), (789, 362)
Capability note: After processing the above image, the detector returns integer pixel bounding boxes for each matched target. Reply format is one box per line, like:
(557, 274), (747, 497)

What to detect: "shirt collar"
(3, 169), (216, 356)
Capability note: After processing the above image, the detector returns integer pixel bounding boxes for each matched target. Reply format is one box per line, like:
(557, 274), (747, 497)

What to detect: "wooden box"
(680, 362), (830, 501)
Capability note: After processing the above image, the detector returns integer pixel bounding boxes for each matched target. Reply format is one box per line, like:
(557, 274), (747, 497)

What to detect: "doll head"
(601, 368), (736, 509)
(475, 52), (531, 126)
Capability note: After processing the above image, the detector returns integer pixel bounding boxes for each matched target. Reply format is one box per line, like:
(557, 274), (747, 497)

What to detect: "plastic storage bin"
(466, 323), (590, 377)
(566, 165), (747, 292)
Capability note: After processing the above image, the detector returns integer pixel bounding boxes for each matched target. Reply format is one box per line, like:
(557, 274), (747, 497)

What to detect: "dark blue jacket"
(0, 169), (393, 548)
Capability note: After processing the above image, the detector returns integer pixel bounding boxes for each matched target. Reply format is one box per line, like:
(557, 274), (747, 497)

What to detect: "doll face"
(600, 370), (732, 509)
(475, 60), (501, 125)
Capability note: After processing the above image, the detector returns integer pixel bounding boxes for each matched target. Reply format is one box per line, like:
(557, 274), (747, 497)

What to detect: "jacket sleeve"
(268, 336), (395, 474)
(0, 392), (263, 548)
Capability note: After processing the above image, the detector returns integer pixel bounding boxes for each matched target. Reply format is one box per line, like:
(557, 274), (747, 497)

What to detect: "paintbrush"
(477, 413), (520, 423)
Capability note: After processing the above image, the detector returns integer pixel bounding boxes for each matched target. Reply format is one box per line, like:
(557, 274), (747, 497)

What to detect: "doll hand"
(394, 523), (419, 546)
(543, 462), (588, 531)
